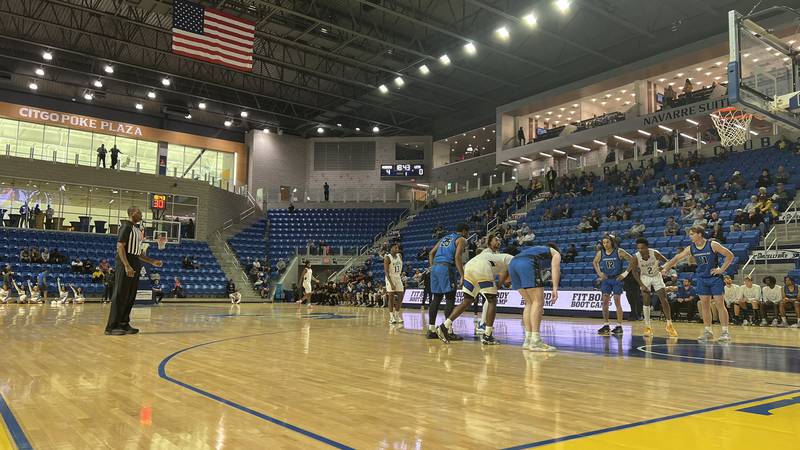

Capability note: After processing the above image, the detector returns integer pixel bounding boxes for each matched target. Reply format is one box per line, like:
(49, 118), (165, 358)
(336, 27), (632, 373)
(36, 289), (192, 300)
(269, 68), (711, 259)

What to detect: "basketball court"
(0, 303), (798, 449)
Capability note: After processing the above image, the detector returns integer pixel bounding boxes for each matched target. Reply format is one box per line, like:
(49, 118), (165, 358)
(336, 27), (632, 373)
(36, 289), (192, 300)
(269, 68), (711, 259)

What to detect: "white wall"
(305, 136), (432, 201)
(247, 130), (308, 201)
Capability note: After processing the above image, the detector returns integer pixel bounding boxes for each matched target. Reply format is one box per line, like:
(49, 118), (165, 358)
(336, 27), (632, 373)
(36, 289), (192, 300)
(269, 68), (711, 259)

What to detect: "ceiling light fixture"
(224, 119), (232, 127)
(372, 126), (380, 133)
(419, 64), (430, 75)
(83, 92), (93, 101)
(34, 68), (45, 76)
(28, 81), (38, 91)
(317, 127), (324, 134)
(378, 84), (389, 93)
(185, 114), (192, 119)
(93, 79), (103, 88)
(198, 102), (207, 110)
(614, 135), (634, 144)
(519, 156), (532, 162)
(592, 140), (605, 145)
(523, 13), (538, 27)
(147, 91), (156, 99)
(573, 144), (591, 151)
(103, 64), (114, 74)
(637, 129), (651, 136)
(554, 0), (571, 13)
(658, 125), (673, 132)
(240, 111), (248, 118)
(42, 51), (53, 61)
(394, 76), (405, 87)
(686, 118), (699, 126)
(495, 26), (510, 40)
(161, 77), (171, 86)
(552, 149), (566, 155)
(439, 54), (451, 65)
(135, 103), (143, 110)
(463, 42), (477, 55)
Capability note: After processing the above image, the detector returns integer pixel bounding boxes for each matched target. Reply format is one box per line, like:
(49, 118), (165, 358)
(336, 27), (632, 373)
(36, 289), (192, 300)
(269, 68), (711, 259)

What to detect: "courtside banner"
(402, 289), (630, 312)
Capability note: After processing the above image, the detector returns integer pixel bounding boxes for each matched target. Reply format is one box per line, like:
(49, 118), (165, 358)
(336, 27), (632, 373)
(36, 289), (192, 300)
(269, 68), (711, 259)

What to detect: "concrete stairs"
(207, 212), (263, 301)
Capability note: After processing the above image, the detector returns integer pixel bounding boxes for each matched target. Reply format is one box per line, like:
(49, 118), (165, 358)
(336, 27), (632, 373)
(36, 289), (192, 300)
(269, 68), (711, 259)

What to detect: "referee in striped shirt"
(105, 206), (162, 336)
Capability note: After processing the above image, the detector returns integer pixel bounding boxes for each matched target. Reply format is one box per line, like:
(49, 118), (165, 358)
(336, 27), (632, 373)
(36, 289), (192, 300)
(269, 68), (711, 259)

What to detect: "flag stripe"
(174, 28), (252, 54)
(203, 24), (254, 47)
(173, 49), (252, 71)
(205, 11), (255, 33)
(205, 6), (256, 26)
(172, 37), (253, 64)
(203, 17), (254, 40)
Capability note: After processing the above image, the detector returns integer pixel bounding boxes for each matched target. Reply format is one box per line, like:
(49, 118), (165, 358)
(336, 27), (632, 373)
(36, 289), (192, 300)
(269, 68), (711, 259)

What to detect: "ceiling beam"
(575, 0), (656, 39)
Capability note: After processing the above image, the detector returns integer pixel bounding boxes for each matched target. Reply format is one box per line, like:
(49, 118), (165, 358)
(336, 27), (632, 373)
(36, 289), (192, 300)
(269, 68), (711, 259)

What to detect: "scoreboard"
(380, 164), (424, 178)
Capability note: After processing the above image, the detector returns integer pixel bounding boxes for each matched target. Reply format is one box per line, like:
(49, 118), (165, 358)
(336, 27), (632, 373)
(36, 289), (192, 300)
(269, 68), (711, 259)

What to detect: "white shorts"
(461, 266), (497, 298)
(724, 296), (741, 306)
(303, 283), (312, 294)
(385, 276), (404, 293)
(640, 275), (666, 292)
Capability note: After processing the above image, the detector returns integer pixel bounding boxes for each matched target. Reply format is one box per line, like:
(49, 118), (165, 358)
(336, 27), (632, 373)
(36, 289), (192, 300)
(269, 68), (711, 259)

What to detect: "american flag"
(172, 0), (255, 72)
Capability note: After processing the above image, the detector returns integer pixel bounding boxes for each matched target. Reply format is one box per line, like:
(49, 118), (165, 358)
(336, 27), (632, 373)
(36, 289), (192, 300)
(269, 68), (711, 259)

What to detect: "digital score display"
(381, 164), (424, 178)
(151, 194), (167, 210)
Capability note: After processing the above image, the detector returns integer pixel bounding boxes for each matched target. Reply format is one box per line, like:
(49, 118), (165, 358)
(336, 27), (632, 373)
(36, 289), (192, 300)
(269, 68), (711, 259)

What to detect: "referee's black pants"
(106, 257), (141, 332)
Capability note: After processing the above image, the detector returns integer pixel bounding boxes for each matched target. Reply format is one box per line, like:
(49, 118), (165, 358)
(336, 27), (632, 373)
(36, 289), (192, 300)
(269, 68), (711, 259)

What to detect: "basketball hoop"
(710, 106), (753, 146)
(156, 235), (168, 250)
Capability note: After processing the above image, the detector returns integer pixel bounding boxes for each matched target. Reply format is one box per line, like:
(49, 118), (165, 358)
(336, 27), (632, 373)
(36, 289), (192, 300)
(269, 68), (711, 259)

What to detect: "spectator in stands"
(324, 182), (330, 202)
(186, 219), (195, 239)
(730, 170), (746, 190)
(172, 277), (186, 298)
(109, 144), (122, 169)
(517, 127), (526, 146)
(151, 276), (164, 304)
(626, 219), (646, 239)
(92, 267), (104, 283)
(706, 211), (722, 230)
(774, 184), (790, 211)
(664, 85), (677, 105)
(757, 194), (779, 223)
(589, 210), (601, 231)
(18, 203), (29, 228)
(182, 256), (193, 269)
(683, 78), (693, 94)
(546, 167), (557, 194)
(97, 143), (107, 168)
(720, 182), (737, 200)
(775, 165), (788, 184)
(658, 188), (676, 208)
(622, 203), (633, 220)
(744, 195), (759, 215)
(191, 256), (200, 269)
(31, 247), (40, 262)
(756, 169), (772, 189)
(775, 135), (795, 152)
(731, 209), (749, 232)
(2, 265), (12, 286)
(672, 279), (699, 322)
(19, 247), (31, 262)
(288, 203), (295, 213)
(542, 208), (553, 221)
(45, 204), (53, 227)
(780, 276), (799, 327)
(82, 258), (93, 274)
(564, 244), (577, 263)
(761, 276), (782, 326)
(706, 174), (718, 192)
(577, 216), (593, 233)
(710, 223), (726, 244)
(40, 248), (50, 264)
(71, 257), (82, 273)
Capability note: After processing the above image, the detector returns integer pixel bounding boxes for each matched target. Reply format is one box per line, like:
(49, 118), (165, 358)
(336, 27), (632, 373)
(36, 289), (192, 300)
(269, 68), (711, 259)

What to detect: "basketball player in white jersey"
(297, 261), (318, 307)
(633, 238), (678, 337)
(0, 283), (10, 304)
(11, 279), (27, 304)
(436, 234), (513, 345)
(384, 243), (405, 324)
(56, 278), (70, 304)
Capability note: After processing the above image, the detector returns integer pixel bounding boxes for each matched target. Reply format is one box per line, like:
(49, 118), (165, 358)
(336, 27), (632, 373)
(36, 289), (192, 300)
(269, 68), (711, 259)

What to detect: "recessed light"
(658, 78), (666, 82)
(676, 72), (684, 77)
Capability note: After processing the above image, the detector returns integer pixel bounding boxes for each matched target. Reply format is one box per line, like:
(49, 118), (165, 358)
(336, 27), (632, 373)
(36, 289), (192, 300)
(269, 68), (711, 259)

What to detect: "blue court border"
(0, 393), (33, 450)
(158, 330), (356, 450)
(500, 387), (800, 449)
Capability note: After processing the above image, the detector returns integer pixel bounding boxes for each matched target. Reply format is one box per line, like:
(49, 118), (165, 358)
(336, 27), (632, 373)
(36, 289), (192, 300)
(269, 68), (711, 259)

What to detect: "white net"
(710, 107), (753, 147)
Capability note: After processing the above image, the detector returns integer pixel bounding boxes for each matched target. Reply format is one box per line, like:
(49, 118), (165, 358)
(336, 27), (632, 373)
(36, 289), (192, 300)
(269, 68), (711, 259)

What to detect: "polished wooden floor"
(1, 302), (799, 449)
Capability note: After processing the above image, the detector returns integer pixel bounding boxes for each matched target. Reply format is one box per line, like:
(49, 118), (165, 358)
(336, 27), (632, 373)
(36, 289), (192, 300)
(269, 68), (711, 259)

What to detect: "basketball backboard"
(143, 219), (182, 245)
(727, 7), (800, 131)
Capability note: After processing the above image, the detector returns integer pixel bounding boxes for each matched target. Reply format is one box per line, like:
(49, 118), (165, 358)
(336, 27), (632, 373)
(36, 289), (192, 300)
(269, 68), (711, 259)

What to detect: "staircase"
(737, 196), (800, 283)
(207, 210), (263, 300)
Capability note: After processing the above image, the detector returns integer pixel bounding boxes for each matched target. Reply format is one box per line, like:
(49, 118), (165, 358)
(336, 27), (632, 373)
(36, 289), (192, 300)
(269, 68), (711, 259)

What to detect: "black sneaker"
(481, 334), (499, 345)
(124, 327), (140, 335)
(597, 324), (611, 336)
(446, 331), (464, 341)
(435, 324), (450, 343)
(110, 329), (126, 336)
(611, 325), (623, 336)
(426, 330), (439, 339)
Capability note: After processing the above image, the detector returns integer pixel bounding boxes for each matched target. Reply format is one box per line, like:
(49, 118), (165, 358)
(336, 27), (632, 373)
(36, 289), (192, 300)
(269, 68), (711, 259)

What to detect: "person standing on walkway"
(97, 144), (107, 168)
(105, 206), (162, 336)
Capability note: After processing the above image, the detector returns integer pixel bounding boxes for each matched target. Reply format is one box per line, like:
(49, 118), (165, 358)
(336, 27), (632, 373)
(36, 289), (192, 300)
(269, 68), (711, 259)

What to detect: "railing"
(213, 228), (250, 287)
(741, 254), (755, 282)
(783, 200), (798, 241)
(760, 225), (779, 274)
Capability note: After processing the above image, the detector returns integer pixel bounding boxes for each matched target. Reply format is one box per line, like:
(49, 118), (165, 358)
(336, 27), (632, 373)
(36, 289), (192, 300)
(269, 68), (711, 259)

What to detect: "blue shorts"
(600, 278), (624, 295)
(694, 276), (724, 296)
(508, 257), (541, 290)
(430, 264), (456, 294)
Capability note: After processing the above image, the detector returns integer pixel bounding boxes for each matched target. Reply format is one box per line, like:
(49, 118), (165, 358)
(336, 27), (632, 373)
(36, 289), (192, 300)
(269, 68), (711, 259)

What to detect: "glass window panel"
(67, 129), (93, 166)
(43, 125), (69, 163)
(137, 140), (158, 175)
(167, 144), (184, 178)
(0, 118), (19, 157)
(219, 152), (234, 184)
(183, 146), (203, 180)
(17, 122), (44, 159)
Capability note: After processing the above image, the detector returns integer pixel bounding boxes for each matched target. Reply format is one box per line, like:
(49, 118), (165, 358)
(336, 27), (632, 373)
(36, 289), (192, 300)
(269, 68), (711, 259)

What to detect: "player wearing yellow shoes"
(633, 238), (678, 338)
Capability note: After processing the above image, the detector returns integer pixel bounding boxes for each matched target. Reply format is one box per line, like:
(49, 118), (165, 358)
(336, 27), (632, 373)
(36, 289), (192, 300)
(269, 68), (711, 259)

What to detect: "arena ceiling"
(0, 0), (791, 138)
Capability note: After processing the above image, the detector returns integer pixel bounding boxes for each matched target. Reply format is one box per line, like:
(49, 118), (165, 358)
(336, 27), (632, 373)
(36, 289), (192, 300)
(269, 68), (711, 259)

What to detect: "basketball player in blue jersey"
(593, 235), (637, 336)
(426, 223), (469, 340)
(661, 225), (735, 342)
(508, 243), (561, 351)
